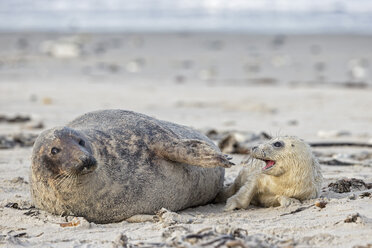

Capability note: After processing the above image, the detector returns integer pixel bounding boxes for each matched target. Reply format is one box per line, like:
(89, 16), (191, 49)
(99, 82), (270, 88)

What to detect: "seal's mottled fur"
(30, 110), (231, 223)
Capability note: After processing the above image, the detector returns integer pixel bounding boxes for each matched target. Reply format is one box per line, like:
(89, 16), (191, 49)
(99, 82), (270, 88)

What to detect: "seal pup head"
(31, 127), (97, 179)
(251, 136), (315, 177)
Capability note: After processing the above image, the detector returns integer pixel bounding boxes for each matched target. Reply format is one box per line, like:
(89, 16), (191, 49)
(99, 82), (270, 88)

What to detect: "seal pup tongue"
(263, 160), (275, 170)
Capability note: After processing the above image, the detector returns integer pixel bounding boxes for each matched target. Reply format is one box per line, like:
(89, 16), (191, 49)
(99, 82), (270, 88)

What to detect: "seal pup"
(218, 136), (322, 211)
(30, 109), (233, 223)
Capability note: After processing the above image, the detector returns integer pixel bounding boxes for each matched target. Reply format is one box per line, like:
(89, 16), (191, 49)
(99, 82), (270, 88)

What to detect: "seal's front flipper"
(151, 139), (234, 168)
(224, 180), (257, 211)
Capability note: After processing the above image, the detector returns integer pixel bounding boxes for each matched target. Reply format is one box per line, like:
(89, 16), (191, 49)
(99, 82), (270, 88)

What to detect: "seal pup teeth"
(30, 109), (226, 223)
(216, 136), (323, 211)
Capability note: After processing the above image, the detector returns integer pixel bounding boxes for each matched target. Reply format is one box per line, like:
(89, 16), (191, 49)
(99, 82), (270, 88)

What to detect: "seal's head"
(31, 127), (97, 178)
(251, 136), (315, 177)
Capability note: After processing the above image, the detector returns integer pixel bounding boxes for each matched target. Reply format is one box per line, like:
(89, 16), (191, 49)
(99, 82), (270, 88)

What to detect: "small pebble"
(59, 217), (81, 227)
(287, 120), (298, 126)
(10, 177), (28, 184)
(332, 153), (352, 160)
(348, 194), (356, 200)
(315, 200), (327, 208)
(125, 58), (145, 73)
(348, 58), (367, 80)
(344, 213), (360, 223)
(42, 97), (53, 105)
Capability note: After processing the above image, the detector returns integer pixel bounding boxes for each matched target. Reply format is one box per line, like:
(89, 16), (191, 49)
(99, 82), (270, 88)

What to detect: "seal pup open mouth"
(262, 159), (275, 171)
(250, 156), (276, 171)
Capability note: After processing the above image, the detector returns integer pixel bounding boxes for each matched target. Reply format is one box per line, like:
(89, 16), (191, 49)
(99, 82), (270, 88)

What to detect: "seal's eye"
(79, 139), (85, 147)
(51, 147), (60, 155)
(273, 141), (283, 148)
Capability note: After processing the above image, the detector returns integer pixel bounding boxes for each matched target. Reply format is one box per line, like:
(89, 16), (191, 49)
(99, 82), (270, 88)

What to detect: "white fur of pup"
(219, 136), (323, 211)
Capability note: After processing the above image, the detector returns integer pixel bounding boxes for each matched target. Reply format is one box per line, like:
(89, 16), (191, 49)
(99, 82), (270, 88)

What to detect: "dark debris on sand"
(0, 114), (31, 123)
(4, 201), (39, 217)
(204, 129), (272, 154)
(344, 213), (361, 223)
(0, 133), (38, 149)
(328, 178), (372, 193)
(131, 226), (288, 248)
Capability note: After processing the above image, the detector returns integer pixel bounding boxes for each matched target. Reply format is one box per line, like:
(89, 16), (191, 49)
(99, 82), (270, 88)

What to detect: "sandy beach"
(0, 32), (372, 247)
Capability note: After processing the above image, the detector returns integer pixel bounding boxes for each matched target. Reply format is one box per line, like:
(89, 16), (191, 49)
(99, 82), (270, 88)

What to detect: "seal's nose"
(251, 146), (258, 152)
(79, 156), (97, 171)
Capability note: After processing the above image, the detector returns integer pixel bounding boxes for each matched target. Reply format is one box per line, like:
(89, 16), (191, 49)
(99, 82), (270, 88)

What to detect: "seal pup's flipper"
(151, 139), (234, 168)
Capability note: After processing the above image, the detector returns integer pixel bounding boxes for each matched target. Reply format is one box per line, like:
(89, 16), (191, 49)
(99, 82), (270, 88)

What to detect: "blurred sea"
(1, 0), (372, 33)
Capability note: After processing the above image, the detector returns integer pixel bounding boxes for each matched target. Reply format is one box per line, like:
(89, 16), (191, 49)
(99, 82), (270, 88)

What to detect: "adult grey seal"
(30, 109), (233, 223)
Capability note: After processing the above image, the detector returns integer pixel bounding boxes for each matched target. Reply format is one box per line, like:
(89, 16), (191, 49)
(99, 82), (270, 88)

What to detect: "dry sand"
(0, 33), (372, 247)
